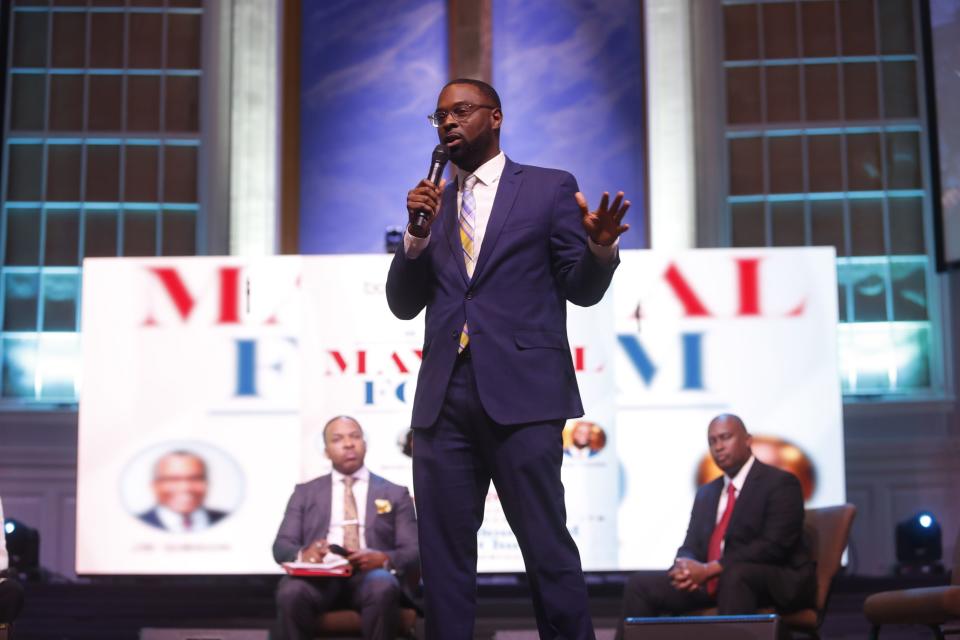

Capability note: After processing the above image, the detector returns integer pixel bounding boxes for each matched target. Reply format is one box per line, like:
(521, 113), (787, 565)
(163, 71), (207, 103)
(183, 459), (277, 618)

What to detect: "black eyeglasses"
(427, 103), (496, 127)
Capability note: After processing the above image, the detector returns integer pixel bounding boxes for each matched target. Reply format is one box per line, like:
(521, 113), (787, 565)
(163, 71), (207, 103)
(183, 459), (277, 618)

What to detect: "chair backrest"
(803, 503), (857, 613)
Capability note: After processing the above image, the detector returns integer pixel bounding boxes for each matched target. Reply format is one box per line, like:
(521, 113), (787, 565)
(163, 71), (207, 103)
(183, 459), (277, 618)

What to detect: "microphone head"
(432, 144), (449, 164)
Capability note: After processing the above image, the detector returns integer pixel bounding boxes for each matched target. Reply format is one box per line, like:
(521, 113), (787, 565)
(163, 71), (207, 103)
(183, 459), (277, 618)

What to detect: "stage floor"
(8, 574), (954, 639)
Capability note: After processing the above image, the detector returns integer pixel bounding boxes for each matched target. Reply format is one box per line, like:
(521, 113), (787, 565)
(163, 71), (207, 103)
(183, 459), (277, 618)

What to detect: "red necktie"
(182, 513), (193, 531)
(706, 482), (737, 597)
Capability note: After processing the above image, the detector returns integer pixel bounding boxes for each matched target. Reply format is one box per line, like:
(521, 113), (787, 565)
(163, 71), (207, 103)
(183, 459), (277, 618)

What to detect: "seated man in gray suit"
(272, 416), (419, 640)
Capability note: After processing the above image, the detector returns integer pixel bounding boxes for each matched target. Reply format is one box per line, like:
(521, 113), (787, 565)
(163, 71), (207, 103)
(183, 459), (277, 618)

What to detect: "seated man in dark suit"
(138, 450), (228, 532)
(0, 496), (25, 627)
(615, 414), (816, 639)
(272, 416), (419, 640)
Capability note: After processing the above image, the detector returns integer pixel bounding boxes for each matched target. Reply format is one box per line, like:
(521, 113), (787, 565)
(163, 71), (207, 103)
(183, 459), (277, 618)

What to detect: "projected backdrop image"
(76, 250), (845, 574)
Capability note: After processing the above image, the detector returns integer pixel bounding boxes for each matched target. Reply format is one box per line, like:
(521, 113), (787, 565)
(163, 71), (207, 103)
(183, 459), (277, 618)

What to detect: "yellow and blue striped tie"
(458, 175), (478, 352)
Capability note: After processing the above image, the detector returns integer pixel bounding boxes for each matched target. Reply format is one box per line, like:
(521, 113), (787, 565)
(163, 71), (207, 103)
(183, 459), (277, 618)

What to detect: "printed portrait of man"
(137, 450), (228, 533)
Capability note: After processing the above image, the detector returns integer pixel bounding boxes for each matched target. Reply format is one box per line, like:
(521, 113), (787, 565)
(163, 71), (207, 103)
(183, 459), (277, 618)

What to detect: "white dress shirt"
(155, 505), (212, 533)
(327, 466), (370, 550)
(404, 151), (618, 263)
(716, 455), (755, 552)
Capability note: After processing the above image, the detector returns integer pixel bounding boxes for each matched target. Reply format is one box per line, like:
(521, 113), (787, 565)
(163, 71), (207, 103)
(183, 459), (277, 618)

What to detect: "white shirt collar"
(723, 454), (756, 494)
(156, 504), (210, 532)
(331, 465), (369, 485)
(456, 151), (506, 189)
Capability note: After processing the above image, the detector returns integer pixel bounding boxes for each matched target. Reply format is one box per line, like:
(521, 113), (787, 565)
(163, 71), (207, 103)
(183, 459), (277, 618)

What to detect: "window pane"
(839, 0), (876, 56)
(129, 14), (163, 68)
(86, 146), (121, 202)
(7, 144), (44, 201)
(125, 145), (159, 201)
(45, 211), (80, 265)
(46, 145), (82, 201)
(84, 211), (119, 258)
(848, 262), (888, 322)
(127, 76), (162, 131)
(729, 137), (764, 195)
(42, 273), (80, 331)
(51, 12), (86, 68)
(3, 272), (40, 331)
(88, 76), (124, 132)
(731, 202), (765, 247)
(765, 66), (800, 123)
(811, 200), (846, 256)
(892, 325), (930, 389)
(90, 13), (124, 68)
(726, 67), (762, 125)
(801, 1), (837, 57)
(11, 74), (46, 131)
(842, 63), (879, 120)
(762, 3), (798, 59)
(164, 146), (198, 203)
(886, 132), (921, 190)
(49, 74), (84, 131)
(165, 76), (200, 132)
(846, 133), (882, 191)
(850, 199), (886, 256)
(123, 211), (157, 256)
(5, 210), (41, 265)
(13, 12), (48, 67)
(162, 211), (197, 256)
(37, 334), (81, 399)
(878, 0), (915, 55)
(808, 135), (843, 192)
(2, 337), (38, 398)
(889, 197), (925, 255)
(891, 261), (927, 321)
(167, 14), (202, 69)
(768, 136), (803, 194)
(804, 64), (840, 121)
(771, 201), (805, 246)
(882, 62), (918, 119)
(723, 4), (759, 61)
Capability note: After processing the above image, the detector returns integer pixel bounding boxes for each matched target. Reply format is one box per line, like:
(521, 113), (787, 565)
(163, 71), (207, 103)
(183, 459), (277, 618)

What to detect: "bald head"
(707, 414), (753, 477)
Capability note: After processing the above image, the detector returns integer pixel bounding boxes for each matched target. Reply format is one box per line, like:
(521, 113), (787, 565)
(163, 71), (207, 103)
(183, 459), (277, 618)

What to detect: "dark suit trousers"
(274, 570), (401, 640)
(0, 577), (24, 623)
(413, 354), (594, 640)
(615, 563), (816, 640)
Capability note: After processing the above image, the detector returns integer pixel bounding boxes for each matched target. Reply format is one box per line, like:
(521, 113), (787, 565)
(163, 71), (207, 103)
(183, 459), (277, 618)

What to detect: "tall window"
(1, 0), (203, 405)
(721, 0), (940, 396)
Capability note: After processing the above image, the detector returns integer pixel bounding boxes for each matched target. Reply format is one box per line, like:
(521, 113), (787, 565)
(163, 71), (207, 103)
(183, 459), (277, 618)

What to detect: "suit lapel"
(728, 461), (763, 534)
(471, 158), (523, 286)
(317, 474), (333, 539)
(442, 181), (469, 286)
(364, 473), (382, 548)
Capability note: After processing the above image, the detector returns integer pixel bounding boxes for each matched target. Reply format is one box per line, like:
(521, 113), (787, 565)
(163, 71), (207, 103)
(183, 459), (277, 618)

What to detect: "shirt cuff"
(588, 236), (619, 264)
(403, 228), (431, 259)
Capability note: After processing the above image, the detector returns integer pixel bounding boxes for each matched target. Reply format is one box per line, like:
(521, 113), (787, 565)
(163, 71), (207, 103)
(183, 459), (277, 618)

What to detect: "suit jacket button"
(452, 330), (459, 338)
(465, 291), (473, 300)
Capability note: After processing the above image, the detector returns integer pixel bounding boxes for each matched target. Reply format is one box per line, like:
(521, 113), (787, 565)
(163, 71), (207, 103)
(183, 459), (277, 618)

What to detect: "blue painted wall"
(299, 0), (448, 254)
(492, 0), (647, 248)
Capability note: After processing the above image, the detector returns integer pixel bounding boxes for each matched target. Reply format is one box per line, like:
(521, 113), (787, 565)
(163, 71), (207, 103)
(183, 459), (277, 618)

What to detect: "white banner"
(77, 249), (843, 574)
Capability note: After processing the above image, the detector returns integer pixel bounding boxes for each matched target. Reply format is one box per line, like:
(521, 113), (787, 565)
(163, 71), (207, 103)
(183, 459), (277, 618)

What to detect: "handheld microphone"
(409, 144), (449, 236)
(327, 543), (350, 557)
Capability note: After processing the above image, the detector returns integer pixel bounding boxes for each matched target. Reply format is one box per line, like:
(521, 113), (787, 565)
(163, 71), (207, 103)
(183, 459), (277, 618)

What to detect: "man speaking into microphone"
(386, 78), (630, 640)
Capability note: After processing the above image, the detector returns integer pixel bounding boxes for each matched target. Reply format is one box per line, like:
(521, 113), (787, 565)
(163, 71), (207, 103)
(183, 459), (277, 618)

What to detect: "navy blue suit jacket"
(386, 157), (618, 427)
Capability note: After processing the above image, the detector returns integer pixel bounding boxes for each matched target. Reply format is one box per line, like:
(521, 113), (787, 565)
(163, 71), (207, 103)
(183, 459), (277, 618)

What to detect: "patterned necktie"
(458, 175), (478, 353)
(343, 476), (360, 551)
(706, 482), (738, 596)
(182, 513), (192, 531)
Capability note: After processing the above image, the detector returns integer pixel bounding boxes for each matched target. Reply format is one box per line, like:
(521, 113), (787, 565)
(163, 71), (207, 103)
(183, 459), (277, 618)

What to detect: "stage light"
(3, 517), (40, 579)
(385, 226), (404, 253)
(895, 511), (943, 574)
